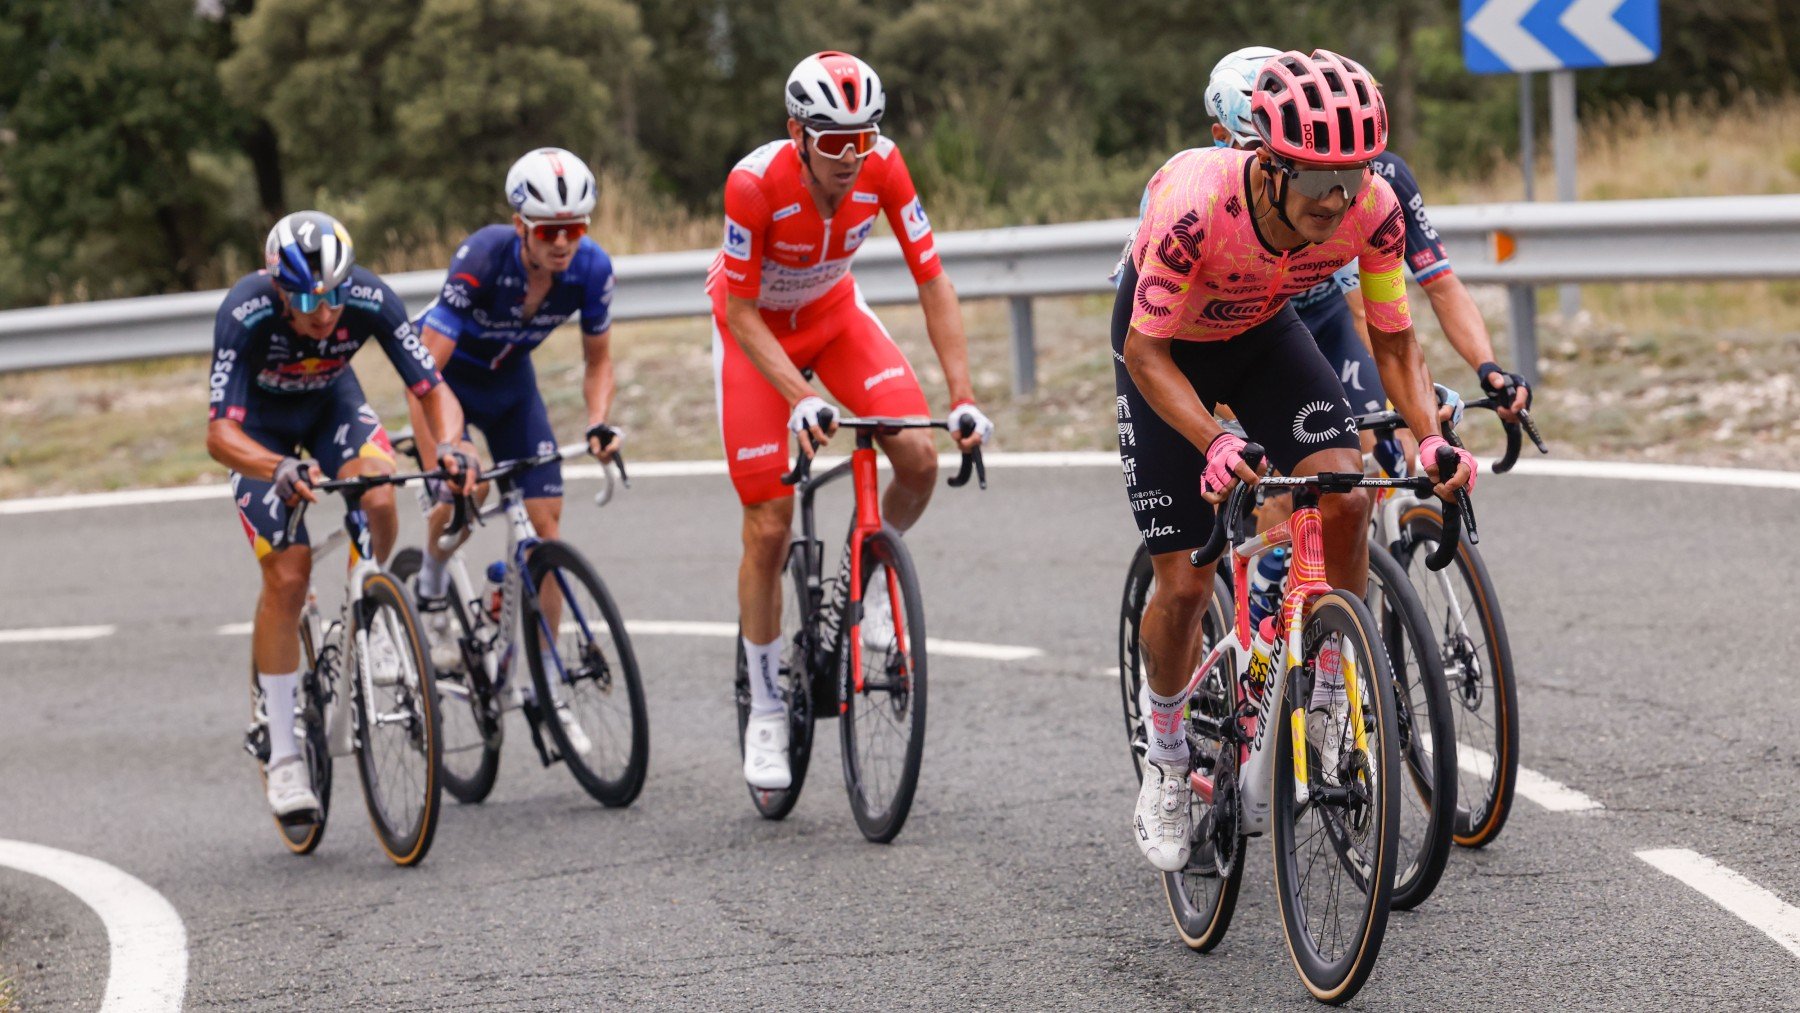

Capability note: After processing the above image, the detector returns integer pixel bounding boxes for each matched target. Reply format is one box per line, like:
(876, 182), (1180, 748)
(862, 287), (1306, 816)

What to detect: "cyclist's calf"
(876, 428), (937, 532)
(254, 546), (313, 673)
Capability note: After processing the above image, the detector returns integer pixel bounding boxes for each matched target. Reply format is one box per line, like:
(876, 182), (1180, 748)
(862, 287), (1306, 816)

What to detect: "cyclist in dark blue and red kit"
(206, 210), (474, 822)
(404, 147), (622, 677)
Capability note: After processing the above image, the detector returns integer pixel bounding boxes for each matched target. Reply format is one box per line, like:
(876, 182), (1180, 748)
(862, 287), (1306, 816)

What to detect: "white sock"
(1144, 687), (1190, 769)
(743, 636), (784, 717)
(419, 553), (449, 599)
(259, 671), (301, 764)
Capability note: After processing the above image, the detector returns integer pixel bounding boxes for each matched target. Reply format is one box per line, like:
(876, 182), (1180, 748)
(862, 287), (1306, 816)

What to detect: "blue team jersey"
(208, 266), (441, 422)
(418, 224), (616, 372)
(1292, 151), (1452, 312)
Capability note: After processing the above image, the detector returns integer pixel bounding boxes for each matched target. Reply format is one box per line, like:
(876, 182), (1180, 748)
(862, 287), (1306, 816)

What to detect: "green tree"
(0, 0), (239, 305)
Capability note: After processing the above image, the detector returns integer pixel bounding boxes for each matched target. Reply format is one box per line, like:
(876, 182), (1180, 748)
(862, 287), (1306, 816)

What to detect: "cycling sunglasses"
(1271, 157), (1370, 202)
(804, 125), (880, 161)
(287, 284), (348, 314)
(520, 214), (589, 244)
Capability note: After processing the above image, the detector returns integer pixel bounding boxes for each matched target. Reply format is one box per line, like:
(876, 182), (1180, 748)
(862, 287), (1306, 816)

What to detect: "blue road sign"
(1463, 0), (1659, 74)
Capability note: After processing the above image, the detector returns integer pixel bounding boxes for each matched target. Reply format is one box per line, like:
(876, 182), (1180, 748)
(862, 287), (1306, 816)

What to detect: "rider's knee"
(262, 552), (311, 608)
(885, 432), (938, 488)
(741, 500), (793, 561)
(1150, 557), (1214, 607)
(361, 484), (396, 514)
(1319, 485), (1372, 530)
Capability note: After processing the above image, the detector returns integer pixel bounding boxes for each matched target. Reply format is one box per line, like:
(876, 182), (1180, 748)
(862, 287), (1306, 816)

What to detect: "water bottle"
(483, 561), (506, 622)
(1248, 547), (1288, 627)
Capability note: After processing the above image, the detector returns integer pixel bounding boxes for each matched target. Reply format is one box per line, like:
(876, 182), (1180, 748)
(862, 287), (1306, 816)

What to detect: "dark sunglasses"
(1271, 156), (1370, 201)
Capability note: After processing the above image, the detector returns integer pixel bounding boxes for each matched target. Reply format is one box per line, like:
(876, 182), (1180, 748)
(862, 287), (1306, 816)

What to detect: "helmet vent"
(1322, 68), (1344, 96)
(1336, 109), (1353, 155)
(1301, 83), (1322, 110)
(1363, 118), (1376, 152)
(1354, 79), (1370, 106)
(863, 78), (873, 106)
(526, 183), (545, 203)
(840, 79), (857, 110)
(1280, 105), (1301, 147)
(818, 79), (839, 109)
(555, 176), (568, 202)
(788, 81), (813, 106)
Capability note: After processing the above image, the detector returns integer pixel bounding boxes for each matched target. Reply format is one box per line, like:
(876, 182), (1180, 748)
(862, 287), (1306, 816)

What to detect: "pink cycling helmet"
(1250, 49), (1387, 165)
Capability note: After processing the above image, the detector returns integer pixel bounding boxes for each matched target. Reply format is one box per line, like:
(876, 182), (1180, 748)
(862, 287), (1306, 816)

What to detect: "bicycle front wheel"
(1272, 589), (1399, 1005)
(523, 540), (650, 808)
(1366, 544), (1456, 911)
(392, 547), (502, 805)
(840, 526), (927, 844)
(352, 570), (442, 867)
(735, 541), (817, 820)
(1394, 503), (1519, 848)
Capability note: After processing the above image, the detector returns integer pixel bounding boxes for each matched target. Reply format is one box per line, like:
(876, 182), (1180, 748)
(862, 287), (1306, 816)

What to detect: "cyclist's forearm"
(1344, 289), (1373, 352)
(420, 383), (466, 450)
(206, 419), (286, 480)
(1369, 325), (1440, 440)
(1123, 329), (1224, 453)
(581, 329), (615, 425)
(1423, 275), (1500, 373)
(727, 296), (816, 405)
(918, 274), (976, 406)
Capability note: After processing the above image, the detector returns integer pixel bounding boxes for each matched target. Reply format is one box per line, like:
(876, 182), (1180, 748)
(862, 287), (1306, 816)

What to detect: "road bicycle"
(390, 436), (648, 809)
(735, 411), (985, 843)
(1360, 390), (1546, 848)
(243, 469), (445, 866)
(1141, 443), (1469, 1004)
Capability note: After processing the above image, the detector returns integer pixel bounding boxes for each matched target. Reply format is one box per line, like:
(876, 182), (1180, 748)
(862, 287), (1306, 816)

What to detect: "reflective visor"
(521, 215), (589, 244)
(289, 284), (348, 314)
(805, 125), (879, 160)
(1276, 158), (1370, 201)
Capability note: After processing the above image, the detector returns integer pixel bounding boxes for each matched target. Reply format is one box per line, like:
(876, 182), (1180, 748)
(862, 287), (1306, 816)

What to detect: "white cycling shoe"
(555, 703), (592, 757)
(1135, 758), (1192, 872)
(419, 601), (463, 675)
(743, 710), (792, 790)
(265, 755), (320, 819)
(861, 600), (897, 653)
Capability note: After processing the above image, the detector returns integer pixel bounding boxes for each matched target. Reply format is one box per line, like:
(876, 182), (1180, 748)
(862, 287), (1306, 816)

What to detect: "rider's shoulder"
(340, 265), (403, 317)
(218, 272), (280, 329)
(456, 223), (518, 265)
(571, 236), (613, 278)
(731, 139), (795, 180)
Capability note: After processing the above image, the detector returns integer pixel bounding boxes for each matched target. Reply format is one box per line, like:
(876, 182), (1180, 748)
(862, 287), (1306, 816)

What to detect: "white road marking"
(1636, 849), (1800, 960)
(0, 839), (187, 1012)
(0, 624), (115, 644)
(13, 453), (1794, 515)
(219, 615), (1042, 662)
(1457, 743), (1604, 812)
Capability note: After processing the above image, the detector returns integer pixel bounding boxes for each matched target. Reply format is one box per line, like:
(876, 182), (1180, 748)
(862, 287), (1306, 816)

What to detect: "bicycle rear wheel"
(735, 541), (817, 819)
(251, 614), (333, 855)
(352, 570), (442, 867)
(840, 526), (927, 844)
(1272, 589), (1399, 1005)
(523, 540), (650, 808)
(1394, 504), (1519, 848)
(392, 547), (502, 804)
(1118, 542), (1233, 783)
(1161, 628), (1246, 953)
(1366, 544), (1456, 911)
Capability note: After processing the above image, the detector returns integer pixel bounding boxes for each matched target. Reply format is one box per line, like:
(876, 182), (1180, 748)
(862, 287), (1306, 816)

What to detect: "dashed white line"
(0, 625), (116, 644)
(1457, 743), (1604, 812)
(0, 839), (188, 1012)
(1637, 849), (1800, 960)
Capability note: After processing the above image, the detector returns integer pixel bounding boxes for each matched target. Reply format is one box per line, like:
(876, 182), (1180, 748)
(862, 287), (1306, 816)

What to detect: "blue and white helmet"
(263, 210), (355, 295)
(505, 147), (597, 219)
(1205, 46), (1283, 147)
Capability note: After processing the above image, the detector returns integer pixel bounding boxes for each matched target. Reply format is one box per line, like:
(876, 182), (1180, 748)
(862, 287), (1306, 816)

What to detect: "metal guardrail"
(3, 194), (1797, 389)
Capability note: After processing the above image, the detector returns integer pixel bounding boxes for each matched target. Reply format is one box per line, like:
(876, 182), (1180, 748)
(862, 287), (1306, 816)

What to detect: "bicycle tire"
(391, 547), (503, 804)
(735, 542), (817, 820)
(352, 570), (442, 867)
(1118, 542), (1233, 784)
(840, 526), (927, 844)
(1160, 613), (1246, 953)
(255, 615), (333, 855)
(1394, 504), (1520, 848)
(1366, 544), (1456, 911)
(1272, 589), (1399, 1005)
(523, 540), (650, 808)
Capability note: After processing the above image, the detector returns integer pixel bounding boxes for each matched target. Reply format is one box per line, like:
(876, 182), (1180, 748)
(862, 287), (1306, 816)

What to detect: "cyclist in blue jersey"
(405, 148), (621, 692)
(1202, 48), (1533, 422)
(206, 210), (475, 821)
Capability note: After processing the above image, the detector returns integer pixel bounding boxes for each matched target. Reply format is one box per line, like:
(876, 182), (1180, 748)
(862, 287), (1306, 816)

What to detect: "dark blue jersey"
(417, 224), (615, 372)
(208, 266), (441, 422)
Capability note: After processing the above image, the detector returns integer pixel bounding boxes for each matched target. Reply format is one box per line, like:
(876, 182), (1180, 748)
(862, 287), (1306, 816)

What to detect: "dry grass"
(3, 96), (1798, 499)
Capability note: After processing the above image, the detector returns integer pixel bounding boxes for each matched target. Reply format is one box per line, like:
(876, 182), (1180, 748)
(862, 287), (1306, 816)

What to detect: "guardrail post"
(1009, 296), (1037, 397)
(1507, 284), (1540, 387)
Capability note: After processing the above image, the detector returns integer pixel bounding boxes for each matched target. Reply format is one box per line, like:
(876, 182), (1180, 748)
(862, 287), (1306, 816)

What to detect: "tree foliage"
(0, 0), (1792, 307)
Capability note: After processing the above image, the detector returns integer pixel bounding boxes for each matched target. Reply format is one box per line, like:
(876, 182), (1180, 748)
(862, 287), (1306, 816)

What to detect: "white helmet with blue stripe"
(1204, 46), (1283, 147)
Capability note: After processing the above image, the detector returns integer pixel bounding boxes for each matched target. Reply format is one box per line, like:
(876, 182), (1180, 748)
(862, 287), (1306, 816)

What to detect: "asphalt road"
(2, 462), (1798, 1010)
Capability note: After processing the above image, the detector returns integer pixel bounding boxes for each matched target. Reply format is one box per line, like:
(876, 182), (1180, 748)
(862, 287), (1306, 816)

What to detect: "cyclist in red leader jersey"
(1119, 50), (1477, 872)
(709, 51), (992, 791)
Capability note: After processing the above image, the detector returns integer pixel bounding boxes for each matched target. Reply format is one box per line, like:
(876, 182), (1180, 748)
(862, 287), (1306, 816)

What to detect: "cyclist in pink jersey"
(1121, 50), (1477, 872)
(708, 52), (993, 791)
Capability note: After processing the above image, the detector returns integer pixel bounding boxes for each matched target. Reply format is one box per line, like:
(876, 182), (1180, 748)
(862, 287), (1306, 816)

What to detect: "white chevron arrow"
(1467, 0), (1560, 72)
(1560, 0), (1654, 65)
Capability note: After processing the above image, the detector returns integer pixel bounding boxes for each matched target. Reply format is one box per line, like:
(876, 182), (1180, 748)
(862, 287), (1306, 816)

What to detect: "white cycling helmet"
(1205, 46), (1283, 147)
(505, 147), (597, 219)
(784, 51), (886, 129)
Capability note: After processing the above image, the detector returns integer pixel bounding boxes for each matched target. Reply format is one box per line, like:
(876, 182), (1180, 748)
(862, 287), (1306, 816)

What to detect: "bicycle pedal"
(244, 725), (270, 763)
(276, 807), (322, 828)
